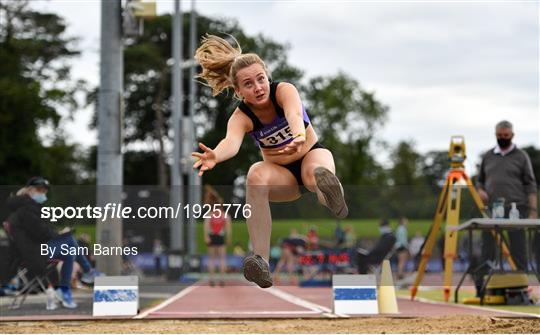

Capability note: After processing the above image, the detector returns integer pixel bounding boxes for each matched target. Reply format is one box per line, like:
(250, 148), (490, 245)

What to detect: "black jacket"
(4, 195), (59, 279)
(369, 232), (396, 264)
(7, 195), (58, 243)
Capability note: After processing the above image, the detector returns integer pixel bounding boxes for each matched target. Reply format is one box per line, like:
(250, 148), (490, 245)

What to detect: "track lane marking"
(263, 286), (349, 318)
(404, 295), (540, 318)
(151, 310), (321, 315)
(133, 283), (200, 319)
(135, 280), (351, 319)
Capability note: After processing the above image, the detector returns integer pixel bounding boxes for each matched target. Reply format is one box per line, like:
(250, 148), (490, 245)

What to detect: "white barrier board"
(333, 274), (378, 314)
(93, 276), (138, 317)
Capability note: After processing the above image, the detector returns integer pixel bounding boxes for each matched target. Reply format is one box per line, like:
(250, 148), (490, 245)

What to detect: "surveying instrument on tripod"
(410, 136), (517, 302)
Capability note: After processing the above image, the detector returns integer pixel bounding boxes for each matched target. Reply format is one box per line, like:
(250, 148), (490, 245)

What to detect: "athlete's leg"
(300, 148), (335, 194)
(246, 161), (301, 261)
(218, 245), (227, 281)
(300, 148), (348, 218)
(207, 246), (216, 283)
(244, 162), (300, 288)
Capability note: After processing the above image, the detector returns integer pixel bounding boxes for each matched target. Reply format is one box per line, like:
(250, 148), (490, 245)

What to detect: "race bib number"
(259, 126), (293, 147)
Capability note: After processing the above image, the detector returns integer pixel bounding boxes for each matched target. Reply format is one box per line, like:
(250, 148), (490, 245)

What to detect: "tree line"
(1, 1), (538, 219)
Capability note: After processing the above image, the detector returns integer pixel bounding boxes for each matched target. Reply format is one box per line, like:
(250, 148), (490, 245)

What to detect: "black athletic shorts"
(282, 142), (325, 189)
(208, 234), (225, 246)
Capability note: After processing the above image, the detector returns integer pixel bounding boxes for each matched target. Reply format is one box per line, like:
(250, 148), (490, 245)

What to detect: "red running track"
(135, 279), (534, 319)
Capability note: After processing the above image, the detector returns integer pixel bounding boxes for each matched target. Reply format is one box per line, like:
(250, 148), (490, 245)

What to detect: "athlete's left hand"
(279, 136), (305, 155)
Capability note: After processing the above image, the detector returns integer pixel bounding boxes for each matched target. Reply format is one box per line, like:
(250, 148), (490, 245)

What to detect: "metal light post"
(96, 0), (123, 275)
(170, 0), (184, 251)
(187, 0), (199, 255)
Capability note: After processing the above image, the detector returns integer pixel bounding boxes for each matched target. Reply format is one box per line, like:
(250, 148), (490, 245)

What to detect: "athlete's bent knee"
(246, 163), (270, 186)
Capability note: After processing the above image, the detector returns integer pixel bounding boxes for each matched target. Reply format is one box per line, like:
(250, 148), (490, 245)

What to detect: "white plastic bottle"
(46, 284), (58, 310)
(509, 202), (520, 220)
(492, 198), (506, 219)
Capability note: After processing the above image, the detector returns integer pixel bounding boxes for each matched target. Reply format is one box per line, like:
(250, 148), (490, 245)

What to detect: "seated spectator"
(357, 219), (396, 274)
(6, 177), (103, 309)
(306, 226), (319, 251)
(274, 228), (306, 284)
(395, 217), (410, 279)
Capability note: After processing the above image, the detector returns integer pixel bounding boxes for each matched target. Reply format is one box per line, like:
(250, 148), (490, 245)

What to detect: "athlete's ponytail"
(195, 34), (269, 98)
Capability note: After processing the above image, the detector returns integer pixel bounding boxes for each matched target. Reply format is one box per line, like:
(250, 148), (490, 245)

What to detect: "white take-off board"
(332, 274), (378, 314)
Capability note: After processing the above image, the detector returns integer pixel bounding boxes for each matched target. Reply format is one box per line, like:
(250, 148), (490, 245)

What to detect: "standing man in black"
(475, 120), (538, 294)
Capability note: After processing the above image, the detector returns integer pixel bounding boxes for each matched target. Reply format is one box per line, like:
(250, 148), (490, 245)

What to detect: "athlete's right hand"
(192, 143), (217, 176)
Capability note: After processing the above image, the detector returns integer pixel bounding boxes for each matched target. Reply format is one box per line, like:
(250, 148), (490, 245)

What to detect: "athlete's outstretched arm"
(192, 110), (250, 176)
(276, 83), (306, 154)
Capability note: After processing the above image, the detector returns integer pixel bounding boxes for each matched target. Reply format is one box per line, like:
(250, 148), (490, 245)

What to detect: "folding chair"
(2, 220), (59, 309)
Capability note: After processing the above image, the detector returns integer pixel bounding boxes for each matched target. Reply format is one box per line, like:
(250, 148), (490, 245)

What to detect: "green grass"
(71, 218), (434, 253)
(397, 288), (540, 315)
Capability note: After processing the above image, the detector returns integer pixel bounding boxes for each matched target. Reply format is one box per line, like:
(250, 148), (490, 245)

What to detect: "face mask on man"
(31, 192), (47, 204)
(497, 137), (512, 149)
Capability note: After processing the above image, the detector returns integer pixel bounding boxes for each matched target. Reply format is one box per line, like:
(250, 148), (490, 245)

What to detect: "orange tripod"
(410, 136), (516, 302)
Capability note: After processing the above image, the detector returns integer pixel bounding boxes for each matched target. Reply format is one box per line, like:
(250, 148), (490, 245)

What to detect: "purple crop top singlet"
(237, 81), (311, 149)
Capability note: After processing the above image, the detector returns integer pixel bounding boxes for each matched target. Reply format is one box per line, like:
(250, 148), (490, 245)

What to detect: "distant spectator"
(395, 217), (410, 279)
(335, 220), (345, 247)
(274, 228), (306, 284)
(343, 224), (357, 249)
(306, 226), (319, 251)
(408, 230), (425, 270)
(152, 238), (165, 276)
(203, 185), (231, 287)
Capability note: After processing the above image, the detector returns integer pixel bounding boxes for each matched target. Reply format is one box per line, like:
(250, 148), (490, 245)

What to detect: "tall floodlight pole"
(97, 0), (123, 275)
(170, 0), (184, 251)
(187, 0), (199, 255)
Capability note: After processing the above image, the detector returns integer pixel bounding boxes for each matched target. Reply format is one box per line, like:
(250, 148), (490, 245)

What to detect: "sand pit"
(2, 315), (538, 334)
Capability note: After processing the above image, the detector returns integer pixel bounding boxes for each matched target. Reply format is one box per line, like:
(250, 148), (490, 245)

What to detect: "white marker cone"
(378, 259), (399, 314)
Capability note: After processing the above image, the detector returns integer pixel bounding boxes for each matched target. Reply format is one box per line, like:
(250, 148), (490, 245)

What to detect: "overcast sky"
(30, 0), (539, 172)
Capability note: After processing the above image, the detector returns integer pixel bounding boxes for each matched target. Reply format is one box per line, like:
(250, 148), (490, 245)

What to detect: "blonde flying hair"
(195, 34), (269, 97)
